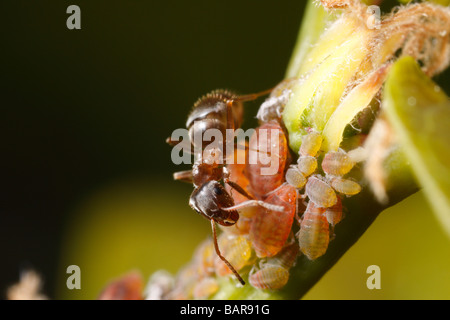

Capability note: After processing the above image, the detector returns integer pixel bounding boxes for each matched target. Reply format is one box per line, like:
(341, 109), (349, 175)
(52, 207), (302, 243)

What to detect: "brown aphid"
(214, 235), (253, 277)
(285, 166), (307, 189)
(297, 202), (330, 260)
(330, 177), (362, 196)
(299, 131), (323, 157)
(297, 155), (318, 177)
(250, 184), (298, 258)
(248, 265), (290, 290)
(305, 175), (337, 208)
(246, 121), (289, 198)
(322, 150), (355, 176)
(97, 271), (143, 300)
(325, 196), (344, 227)
(193, 277), (219, 300)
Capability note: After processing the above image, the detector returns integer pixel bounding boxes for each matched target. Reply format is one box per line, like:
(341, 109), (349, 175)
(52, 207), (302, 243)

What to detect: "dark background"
(0, 0), (305, 298)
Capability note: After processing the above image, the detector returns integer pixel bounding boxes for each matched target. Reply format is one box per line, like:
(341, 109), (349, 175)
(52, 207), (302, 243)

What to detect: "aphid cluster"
(286, 131), (362, 260)
(162, 79), (364, 299)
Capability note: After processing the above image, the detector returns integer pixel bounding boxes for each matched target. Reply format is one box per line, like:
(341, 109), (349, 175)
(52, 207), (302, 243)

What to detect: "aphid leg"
(225, 180), (254, 200)
(210, 219), (245, 286)
(329, 227), (336, 241)
(173, 170), (193, 183)
(222, 200), (285, 213)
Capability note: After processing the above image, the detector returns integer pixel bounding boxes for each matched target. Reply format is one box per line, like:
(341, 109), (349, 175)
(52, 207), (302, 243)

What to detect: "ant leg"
(173, 170), (193, 183)
(222, 200), (284, 212)
(166, 137), (194, 154)
(211, 219), (245, 286)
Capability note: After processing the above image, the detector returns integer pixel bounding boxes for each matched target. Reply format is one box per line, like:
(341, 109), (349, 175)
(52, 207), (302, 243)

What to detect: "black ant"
(167, 88), (283, 285)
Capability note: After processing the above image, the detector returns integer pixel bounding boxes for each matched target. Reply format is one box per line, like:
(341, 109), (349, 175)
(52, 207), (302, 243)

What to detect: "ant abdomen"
(186, 90), (243, 149)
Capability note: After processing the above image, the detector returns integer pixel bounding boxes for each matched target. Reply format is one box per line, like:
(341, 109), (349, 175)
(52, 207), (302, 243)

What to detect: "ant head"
(189, 181), (239, 226)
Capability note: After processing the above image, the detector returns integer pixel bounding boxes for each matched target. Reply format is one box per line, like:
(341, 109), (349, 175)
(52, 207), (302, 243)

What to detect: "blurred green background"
(1, 0), (449, 300)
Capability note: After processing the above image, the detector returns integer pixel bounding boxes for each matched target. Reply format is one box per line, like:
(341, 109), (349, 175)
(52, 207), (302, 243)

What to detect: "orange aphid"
(246, 121), (289, 198)
(248, 264), (290, 290)
(97, 271), (143, 300)
(250, 184), (298, 258)
(297, 202), (330, 260)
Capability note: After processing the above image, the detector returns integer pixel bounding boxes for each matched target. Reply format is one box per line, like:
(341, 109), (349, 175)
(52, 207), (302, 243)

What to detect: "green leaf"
(384, 56), (450, 237)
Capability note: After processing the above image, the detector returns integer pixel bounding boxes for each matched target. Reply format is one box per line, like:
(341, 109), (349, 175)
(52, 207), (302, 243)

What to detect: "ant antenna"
(210, 219), (245, 286)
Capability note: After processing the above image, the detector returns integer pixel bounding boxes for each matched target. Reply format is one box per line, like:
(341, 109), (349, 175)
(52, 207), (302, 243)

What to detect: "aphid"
(285, 166), (307, 189)
(256, 78), (297, 123)
(250, 184), (298, 258)
(214, 234), (253, 277)
(320, 0), (349, 9)
(97, 271), (143, 300)
(330, 177), (362, 196)
(248, 264), (290, 290)
(321, 150), (355, 176)
(246, 121), (289, 198)
(192, 277), (219, 300)
(193, 238), (215, 276)
(145, 270), (174, 300)
(299, 131), (323, 157)
(305, 175), (337, 208)
(167, 263), (199, 300)
(268, 241), (300, 269)
(168, 88), (277, 285)
(297, 155), (318, 177)
(224, 147), (257, 220)
(324, 196), (343, 227)
(297, 202), (330, 260)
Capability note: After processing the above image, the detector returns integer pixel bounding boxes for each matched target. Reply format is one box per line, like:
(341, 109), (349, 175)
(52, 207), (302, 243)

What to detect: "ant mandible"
(167, 88), (283, 285)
